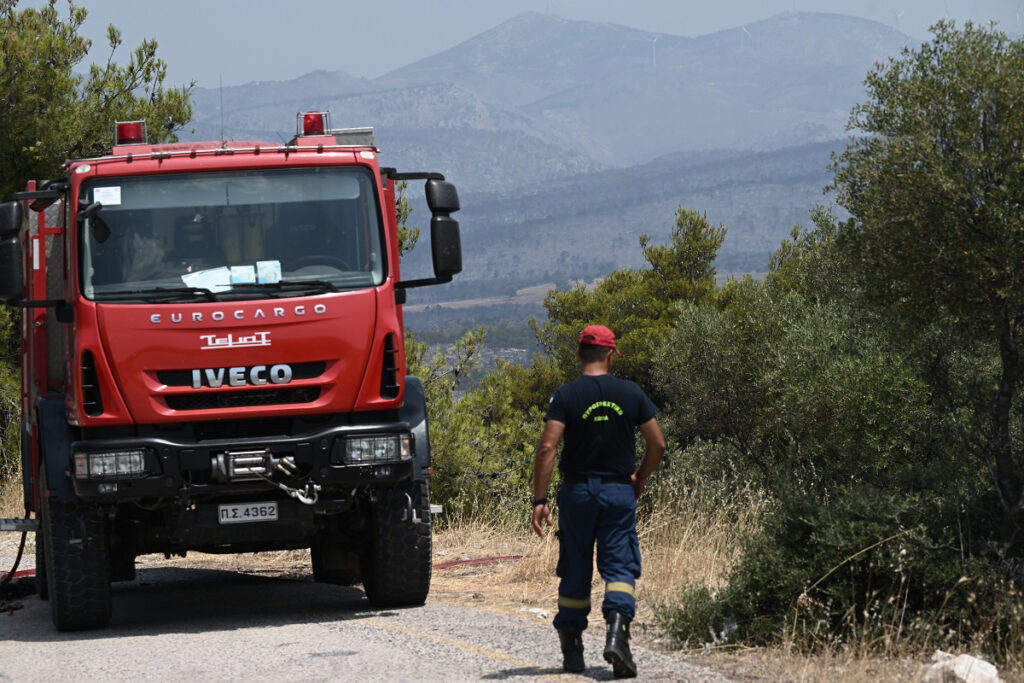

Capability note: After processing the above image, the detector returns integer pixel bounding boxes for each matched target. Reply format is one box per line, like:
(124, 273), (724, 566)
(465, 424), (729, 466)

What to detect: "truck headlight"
(342, 434), (411, 464)
(73, 449), (149, 480)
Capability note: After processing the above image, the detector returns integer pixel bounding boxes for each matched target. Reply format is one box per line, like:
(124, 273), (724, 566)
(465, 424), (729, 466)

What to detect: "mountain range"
(182, 11), (912, 308)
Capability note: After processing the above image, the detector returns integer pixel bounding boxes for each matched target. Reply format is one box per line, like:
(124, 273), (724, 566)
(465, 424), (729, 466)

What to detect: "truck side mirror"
(430, 215), (462, 278)
(0, 201), (23, 301)
(425, 180), (462, 278)
(425, 179), (460, 214)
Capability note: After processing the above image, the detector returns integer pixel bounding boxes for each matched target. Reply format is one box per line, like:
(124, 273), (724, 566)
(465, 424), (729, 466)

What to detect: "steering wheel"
(284, 255), (352, 271)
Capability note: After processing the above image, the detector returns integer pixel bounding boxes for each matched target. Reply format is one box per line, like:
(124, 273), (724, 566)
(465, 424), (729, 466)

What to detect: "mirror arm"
(395, 275), (454, 290)
(15, 299), (73, 322)
(381, 170), (445, 182)
(3, 189), (61, 203)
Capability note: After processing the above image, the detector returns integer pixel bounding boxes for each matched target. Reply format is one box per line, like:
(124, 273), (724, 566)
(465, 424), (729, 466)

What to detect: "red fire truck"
(0, 112), (462, 630)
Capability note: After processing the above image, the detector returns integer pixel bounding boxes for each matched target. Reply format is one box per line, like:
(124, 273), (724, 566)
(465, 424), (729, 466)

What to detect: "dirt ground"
(1, 513), (1010, 682)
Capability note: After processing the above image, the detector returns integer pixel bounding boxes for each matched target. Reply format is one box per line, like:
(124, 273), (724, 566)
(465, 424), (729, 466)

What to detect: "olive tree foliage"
(830, 20), (1024, 543)
(655, 23), (1024, 659)
(0, 0), (193, 198)
(652, 277), (989, 651)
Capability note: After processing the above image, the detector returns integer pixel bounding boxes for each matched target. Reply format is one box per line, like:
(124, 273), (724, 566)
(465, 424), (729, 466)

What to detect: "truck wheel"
(39, 469), (112, 631)
(311, 529), (361, 586)
(35, 530), (48, 601)
(361, 480), (432, 607)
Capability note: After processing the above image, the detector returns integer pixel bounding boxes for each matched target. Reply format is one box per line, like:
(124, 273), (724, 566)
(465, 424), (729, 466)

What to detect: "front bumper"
(69, 419), (418, 502)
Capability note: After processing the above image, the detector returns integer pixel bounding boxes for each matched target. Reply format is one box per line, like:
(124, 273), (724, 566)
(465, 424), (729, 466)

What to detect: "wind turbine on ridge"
(647, 34), (659, 68)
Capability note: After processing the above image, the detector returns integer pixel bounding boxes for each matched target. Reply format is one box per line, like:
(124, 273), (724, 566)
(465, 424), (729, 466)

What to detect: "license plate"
(218, 501), (279, 524)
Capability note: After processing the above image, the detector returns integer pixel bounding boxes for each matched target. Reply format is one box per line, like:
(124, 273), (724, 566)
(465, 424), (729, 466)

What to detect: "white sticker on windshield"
(182, 267), (232, 293)
(93, 186), (121, 206)
(230, 265), (256, 284)
(257, 260), (282, 284)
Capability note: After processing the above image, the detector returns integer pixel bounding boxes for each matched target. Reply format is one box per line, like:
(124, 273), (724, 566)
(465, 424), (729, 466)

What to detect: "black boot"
(603, 612), (637, 678)
(558, 629), (585, 673)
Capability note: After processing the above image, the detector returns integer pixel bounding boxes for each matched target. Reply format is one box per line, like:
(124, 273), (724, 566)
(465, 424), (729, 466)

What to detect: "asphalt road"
(0, 564), (728, 682)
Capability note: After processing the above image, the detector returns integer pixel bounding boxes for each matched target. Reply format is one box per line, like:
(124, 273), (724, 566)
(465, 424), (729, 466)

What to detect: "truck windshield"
(79, 166), (385, 301)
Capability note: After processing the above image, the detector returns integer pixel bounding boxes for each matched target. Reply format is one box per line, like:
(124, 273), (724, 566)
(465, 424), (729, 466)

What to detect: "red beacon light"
(115, 120), (148, 146)
(297, 111), (330, 137)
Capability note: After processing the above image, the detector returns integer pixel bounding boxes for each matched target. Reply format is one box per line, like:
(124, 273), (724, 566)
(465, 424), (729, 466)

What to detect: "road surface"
(0, 561), (727, 682)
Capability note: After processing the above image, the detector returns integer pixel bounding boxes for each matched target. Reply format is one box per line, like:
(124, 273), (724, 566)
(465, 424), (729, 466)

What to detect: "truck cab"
(0, 112), (462, 631)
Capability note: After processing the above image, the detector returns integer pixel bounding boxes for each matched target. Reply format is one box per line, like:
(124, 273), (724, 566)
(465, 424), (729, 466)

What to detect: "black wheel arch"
(400, 375), (431, 479)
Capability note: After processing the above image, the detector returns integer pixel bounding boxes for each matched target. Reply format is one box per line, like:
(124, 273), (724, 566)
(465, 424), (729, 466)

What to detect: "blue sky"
(60, 0), (1020, 88)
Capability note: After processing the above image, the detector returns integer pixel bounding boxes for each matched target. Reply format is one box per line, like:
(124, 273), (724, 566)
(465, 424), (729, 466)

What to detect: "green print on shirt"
(582, 400), (624, 421)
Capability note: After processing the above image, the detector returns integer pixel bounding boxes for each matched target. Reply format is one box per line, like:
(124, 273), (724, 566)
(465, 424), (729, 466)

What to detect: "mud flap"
(399, 376), (431, 479)
(37, 396), (76, 503)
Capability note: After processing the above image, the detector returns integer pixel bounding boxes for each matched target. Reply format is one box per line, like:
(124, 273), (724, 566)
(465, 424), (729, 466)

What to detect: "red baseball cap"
(578, 324), (621, 355)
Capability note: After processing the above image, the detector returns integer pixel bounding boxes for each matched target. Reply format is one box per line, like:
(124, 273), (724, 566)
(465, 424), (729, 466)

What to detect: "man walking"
(531, 325), (666, 678)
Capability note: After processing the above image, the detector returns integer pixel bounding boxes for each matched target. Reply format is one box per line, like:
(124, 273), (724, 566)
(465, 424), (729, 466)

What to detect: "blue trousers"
(553, 476), (641, 632)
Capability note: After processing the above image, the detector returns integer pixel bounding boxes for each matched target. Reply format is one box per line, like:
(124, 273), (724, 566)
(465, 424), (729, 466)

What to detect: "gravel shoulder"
(1, 535), (729, 682)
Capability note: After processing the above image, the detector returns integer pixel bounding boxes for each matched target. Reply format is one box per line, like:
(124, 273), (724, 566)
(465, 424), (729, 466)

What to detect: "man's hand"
(531, 419), (563, 538)
(631, 473), (648, 501)
(633, 418), (666, 500)
(532, 503), (553, 537)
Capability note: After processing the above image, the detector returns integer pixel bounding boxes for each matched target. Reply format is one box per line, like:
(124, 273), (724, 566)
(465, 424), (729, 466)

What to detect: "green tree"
(395, 180), (420, 258)
(0, 0), (192, 481)
(535, 207), (725, 399)
(830, 21), (1024, 543)
(0, 0), (193, 197)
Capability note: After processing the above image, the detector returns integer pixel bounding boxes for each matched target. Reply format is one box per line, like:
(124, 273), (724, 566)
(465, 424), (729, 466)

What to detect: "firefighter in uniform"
(531, 325), (666, 678)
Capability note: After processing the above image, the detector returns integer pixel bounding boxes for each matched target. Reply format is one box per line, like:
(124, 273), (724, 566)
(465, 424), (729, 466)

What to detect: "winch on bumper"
(68, 421), (421, 504)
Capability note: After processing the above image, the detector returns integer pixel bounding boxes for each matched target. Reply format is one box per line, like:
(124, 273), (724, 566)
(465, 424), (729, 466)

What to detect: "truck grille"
(166, 387), (321, 411)
(157, 362), (326, 387)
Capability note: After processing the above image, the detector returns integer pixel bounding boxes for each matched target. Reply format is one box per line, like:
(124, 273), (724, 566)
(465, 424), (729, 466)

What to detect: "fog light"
(73, 449), (148, 479)
(344, 435), (411, 464)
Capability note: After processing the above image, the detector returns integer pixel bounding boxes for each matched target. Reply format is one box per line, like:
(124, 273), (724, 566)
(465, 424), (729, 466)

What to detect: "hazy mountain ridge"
(186, 11), (908, 178)
(398, 140), (841, 295)
(179, 11), (905, 294)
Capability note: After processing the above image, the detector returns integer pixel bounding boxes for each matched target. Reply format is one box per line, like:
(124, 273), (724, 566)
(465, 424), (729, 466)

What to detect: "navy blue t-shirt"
(545, 374), (658, 477)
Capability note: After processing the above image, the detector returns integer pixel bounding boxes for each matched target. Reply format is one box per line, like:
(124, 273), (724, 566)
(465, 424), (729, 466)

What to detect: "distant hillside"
(377, 12), (907, 165)
(177, 12), (890, 307)
(399, 140), (842, 301)
(183, 12), (908, 189)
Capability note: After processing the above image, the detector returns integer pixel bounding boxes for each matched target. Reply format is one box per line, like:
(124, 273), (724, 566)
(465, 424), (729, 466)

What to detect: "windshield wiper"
(226, 279), (340, 296)
(93, 286), (219, 302)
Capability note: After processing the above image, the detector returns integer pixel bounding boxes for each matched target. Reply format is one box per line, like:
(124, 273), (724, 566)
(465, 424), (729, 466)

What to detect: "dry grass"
(431, 479), (766, 635)
(1, 477), (22, 518)
(430, 490), (1022, 683)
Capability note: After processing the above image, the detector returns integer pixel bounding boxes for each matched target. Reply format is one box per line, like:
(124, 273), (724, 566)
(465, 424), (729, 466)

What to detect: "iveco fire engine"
(0, 112), (462, 630)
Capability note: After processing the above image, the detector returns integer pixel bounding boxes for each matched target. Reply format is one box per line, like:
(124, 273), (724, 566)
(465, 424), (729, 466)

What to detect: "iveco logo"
(191, 364), (293, 389)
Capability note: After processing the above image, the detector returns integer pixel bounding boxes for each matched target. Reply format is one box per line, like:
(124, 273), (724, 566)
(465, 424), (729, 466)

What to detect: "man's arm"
(531, 419), (564, 537)
(632, 417), (666, 500)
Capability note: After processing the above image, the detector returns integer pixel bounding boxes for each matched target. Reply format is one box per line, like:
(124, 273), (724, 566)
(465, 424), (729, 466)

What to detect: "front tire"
(361, 480), (432, 607)
(39, 469), (112, 631)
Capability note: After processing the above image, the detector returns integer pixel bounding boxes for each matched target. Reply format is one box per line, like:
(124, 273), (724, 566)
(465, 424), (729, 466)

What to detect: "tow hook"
(259, 475), (321, 505)
(401, 492), (421, 524)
